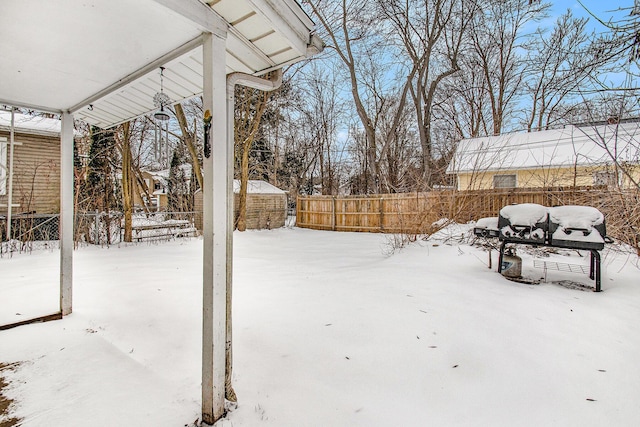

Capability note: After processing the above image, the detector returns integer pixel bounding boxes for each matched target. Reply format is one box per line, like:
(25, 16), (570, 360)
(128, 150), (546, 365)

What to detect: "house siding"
(457, 165), (640, 190)
(0, 130), (60, 214)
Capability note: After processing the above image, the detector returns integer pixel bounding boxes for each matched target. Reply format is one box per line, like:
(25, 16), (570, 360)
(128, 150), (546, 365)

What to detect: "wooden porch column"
(60, 111), (74, 316)
(202, 30), (228, 425)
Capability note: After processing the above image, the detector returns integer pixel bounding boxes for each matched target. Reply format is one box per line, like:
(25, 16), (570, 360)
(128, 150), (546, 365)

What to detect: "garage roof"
(0, 0), (321, 128)
(448, 122), (640, 173)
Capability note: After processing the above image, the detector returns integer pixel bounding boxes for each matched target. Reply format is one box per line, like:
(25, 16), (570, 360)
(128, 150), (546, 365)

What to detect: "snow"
(475, 217), (499, 230)
(549, 206), (605, 244)
(2, 228), (640, 427)
(499, 203), (548, 226)
(551, 227), (604, 244)
(448, 122), (640, 173)
(232, 179), (286, 194)
(548, 205), (604, 228)
(0, 111), (61, 135)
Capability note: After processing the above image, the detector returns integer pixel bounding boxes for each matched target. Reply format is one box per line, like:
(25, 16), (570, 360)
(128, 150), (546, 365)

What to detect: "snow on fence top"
(499, 203), (548, 226)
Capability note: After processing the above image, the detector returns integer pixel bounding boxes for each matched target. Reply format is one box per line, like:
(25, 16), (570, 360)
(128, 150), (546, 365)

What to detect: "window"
(0, 137), (7, 195)
(493, 174), (516, 189)
(593, 171), (616, 187)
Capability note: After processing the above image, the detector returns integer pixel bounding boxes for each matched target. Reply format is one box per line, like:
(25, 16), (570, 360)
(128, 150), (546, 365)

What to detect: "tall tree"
(118, 122), (134, 242)
(295, 63), (347, 195)
(305, 0), (405, 193)
(524, 10), (606, 131)
(468, 0), (550, 135)
(175, 102), (203, 191)
(234, 81), (271, 231)
(378, 0), (478, 187)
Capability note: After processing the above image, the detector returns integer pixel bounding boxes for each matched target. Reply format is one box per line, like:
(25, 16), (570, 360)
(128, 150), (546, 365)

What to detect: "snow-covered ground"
(1, 227), (640, 427)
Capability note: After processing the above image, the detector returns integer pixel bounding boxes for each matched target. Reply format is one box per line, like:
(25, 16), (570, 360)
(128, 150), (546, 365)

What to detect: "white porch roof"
(0, 0), (320, 128)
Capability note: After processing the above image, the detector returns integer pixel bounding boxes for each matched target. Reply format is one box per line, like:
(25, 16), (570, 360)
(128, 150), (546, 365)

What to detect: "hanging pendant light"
(153, 67), (171, 121)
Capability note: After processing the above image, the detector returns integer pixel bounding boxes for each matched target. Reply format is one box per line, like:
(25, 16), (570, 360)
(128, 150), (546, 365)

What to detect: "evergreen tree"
(167, 149), (189, 213)
(87, 126), (118, 212)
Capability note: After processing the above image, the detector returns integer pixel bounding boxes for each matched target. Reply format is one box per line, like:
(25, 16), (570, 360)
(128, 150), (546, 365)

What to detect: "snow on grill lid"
(499, 203), (548, 226)
(548, 205), (604, 228)
(475, 217), (499, 230)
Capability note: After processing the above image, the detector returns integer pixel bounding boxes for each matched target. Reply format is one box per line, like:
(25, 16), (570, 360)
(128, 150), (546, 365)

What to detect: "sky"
(551, 1), (632, 31)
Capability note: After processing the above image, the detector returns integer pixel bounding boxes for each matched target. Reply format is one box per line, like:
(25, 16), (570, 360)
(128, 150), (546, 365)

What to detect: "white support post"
(202, 30), (228, 426)
(60, 111), (74, 316)
(6, 108), (16, 242)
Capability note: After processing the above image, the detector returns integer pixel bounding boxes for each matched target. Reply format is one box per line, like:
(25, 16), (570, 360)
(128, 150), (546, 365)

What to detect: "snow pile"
(549, 206), (605, 244)
(1, 229), (640, 426)
(499, 203), (548, 226)
(475, 217), (499, 230)
(548, 205), (604, 228)
(499, 204), (548, 241)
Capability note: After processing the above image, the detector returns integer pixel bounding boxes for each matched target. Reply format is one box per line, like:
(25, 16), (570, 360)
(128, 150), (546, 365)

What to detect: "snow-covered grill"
(498, 203), (548, 244)
(473, 216), (500, 238)
(475, 204), (610, 292)
(547, 206), (606, 251)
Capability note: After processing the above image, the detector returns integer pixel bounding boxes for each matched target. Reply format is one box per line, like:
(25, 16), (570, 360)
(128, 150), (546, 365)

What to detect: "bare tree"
(234, 82), (271, 231)
(468, 0), (550, 135)
(523, 10), (608, 131)
(378, 0), (479, 187)
(291, 63), (348, 195)
(117, 122), (134, 242)
(439, 54), (492, 140)
(174, 103), (203, 192)
(305, 0), (405, 193)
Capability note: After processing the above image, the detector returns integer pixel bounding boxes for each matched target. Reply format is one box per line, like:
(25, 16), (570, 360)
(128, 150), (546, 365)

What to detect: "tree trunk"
(121, 122), (133, 242)
(175, 103), (203, 191)
(237, 146), (250, 231)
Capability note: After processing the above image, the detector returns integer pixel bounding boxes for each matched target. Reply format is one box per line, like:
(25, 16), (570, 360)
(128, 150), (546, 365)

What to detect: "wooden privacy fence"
(296, 187), (616, 234)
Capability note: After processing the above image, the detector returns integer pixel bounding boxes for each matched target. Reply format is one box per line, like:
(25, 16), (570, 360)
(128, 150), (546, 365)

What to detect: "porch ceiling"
(0, 0), (320, 128)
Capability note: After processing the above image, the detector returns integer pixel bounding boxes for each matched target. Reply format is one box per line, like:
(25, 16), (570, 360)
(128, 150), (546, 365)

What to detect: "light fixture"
(153, 67), (171, 121)
(154, 105), (170, 121)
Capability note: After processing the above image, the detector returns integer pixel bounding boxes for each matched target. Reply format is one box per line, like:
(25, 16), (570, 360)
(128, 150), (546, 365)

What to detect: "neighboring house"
(194, 179), (287, 230)
(132, 164), (193, 211)
(0, 111), (62, 215)
(447, 121), (640, 190)
(134, 170), (168, 211)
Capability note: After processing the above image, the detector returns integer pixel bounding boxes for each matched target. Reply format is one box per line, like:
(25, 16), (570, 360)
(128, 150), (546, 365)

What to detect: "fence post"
(332, 196), (336, 231)
(94, 210), (100, 244)
(379, 197), (384, 232)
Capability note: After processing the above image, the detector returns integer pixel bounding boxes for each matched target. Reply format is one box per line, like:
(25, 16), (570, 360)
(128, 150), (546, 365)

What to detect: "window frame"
(493, 174), (517, 189)
(593, 170), (617, 187)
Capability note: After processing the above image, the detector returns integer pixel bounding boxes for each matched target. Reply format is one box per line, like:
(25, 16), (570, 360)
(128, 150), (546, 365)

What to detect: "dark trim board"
(0, 312), (63, 331)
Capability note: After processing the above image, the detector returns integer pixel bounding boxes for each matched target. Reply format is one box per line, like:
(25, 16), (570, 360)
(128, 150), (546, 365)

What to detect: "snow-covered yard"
(1, 227), (640, 426)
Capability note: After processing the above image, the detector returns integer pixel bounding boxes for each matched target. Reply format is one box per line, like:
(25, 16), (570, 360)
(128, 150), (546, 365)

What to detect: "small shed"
(194, 179), (287, 230)
(0, 111), (62, 215)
